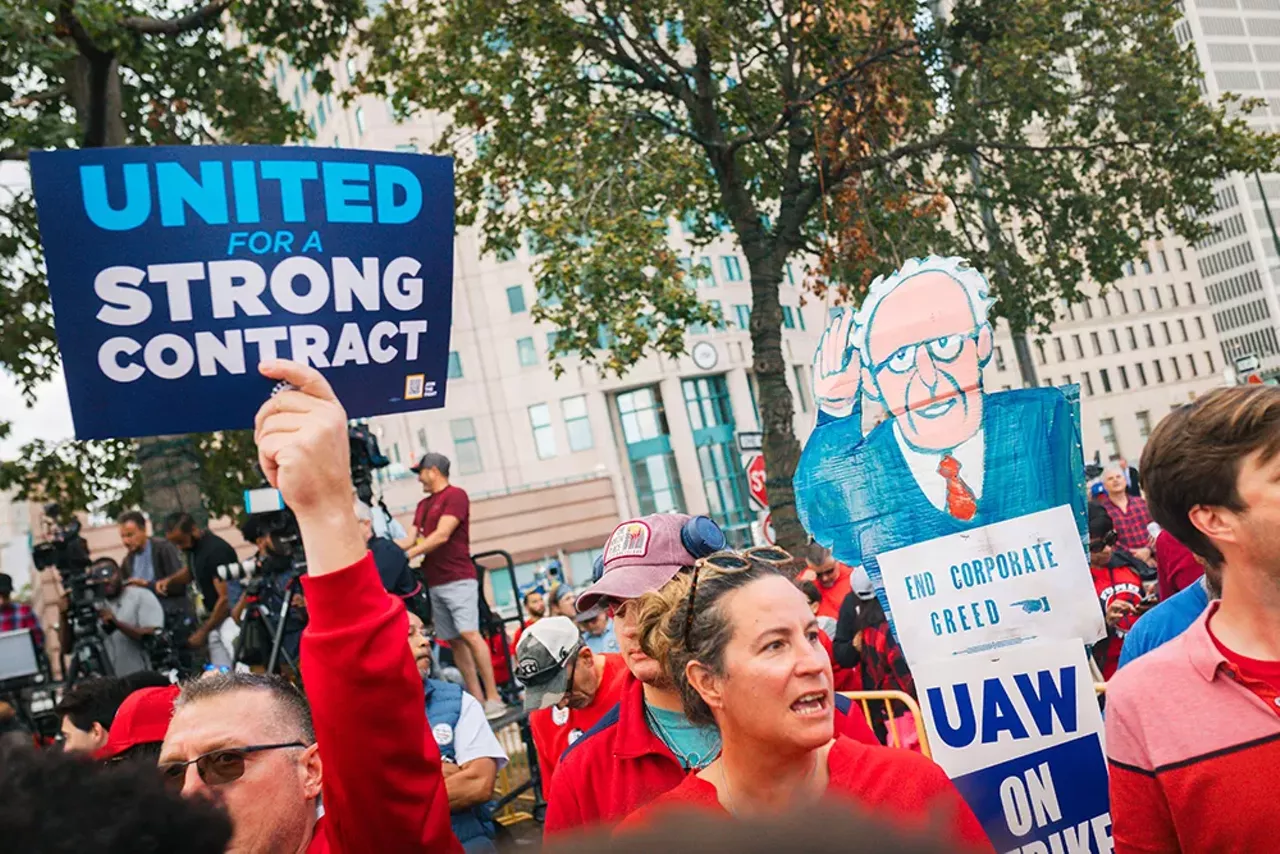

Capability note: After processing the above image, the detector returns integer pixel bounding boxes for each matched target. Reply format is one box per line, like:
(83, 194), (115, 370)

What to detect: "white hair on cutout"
(849, 255), (997, 365)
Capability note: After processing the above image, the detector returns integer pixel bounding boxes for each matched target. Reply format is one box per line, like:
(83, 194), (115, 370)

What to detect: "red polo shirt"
(544, 675), (879, 836)
(528, 653), (628, 789)
(616, 735), (992, 851)
(1107, 603), (1280, 853)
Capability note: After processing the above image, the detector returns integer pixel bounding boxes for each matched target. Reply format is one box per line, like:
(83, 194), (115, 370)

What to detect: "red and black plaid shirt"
(1100, 494), (1155, 553)
(0, 600), (44, 646)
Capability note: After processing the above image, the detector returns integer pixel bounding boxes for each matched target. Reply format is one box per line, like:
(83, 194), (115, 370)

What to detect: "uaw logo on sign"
(912, 640), (1111, 854)
(605, 521), (650, 562)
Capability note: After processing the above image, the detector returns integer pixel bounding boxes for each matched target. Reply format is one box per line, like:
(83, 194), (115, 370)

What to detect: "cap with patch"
(575, 514), (706, 612)
(95, 684), (180, 760)
(850, 565), (876, 601)
(515, 616), (583, 711)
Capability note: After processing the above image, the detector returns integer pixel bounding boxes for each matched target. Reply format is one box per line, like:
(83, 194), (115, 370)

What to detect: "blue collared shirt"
(1117, 578), (1211, 670)
(582, 621), (620, 655)
(132, 539), (155, 584)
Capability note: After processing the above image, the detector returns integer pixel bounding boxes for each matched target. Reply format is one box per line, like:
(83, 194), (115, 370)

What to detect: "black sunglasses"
(1089, 531), (1118, 552)
(682, 547), (793, 646)
(159, 742), (307, 790)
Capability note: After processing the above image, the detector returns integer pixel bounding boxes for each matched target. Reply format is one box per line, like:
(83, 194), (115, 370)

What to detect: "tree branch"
(10, 87), (67, 108)
(121, 0), (235, 35)
(58, 1), (108, 59)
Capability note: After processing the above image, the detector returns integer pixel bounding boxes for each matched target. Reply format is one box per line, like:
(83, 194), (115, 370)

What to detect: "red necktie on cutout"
(937, 454), (977, 521)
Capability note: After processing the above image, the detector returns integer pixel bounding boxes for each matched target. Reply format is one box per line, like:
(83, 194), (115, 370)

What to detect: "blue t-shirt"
(1117, 579), (1211, 670)
(644, 703), (721, 770)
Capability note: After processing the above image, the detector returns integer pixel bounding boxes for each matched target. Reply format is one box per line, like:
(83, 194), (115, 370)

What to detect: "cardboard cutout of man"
(796, 256), (1087, 619)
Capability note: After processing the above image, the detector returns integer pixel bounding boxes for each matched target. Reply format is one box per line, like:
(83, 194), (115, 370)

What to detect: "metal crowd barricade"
(841, 690), (931, 758)
(488, 708), (543, 826)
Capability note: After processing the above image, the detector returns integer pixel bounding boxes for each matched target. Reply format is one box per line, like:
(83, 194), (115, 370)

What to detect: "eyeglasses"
(1089, 530), (1118, 553)
(873, 331), (979, 375)
(159, 742), (307, 791)
(683, 547), (793, 646)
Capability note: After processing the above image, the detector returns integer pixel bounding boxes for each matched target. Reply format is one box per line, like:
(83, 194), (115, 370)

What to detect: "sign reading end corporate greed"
(875, 505), (1106, 665)
(29, 146), (454, 439)
(913, 641), (1112, 854)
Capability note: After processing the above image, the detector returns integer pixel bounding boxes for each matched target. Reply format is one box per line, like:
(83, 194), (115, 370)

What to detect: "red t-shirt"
(530, 653), (629, 787)
(1091, 563), (1143, 680)
(1155, 530), (1203, 601)
(412, 485), (475, 587)
(800, 565), (853, 620)
(617, 736), (992, 851)
(1209, 623), (1280, 695)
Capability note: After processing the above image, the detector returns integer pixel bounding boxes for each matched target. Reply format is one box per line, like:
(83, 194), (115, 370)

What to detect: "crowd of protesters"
(7, 361), (1280, 854)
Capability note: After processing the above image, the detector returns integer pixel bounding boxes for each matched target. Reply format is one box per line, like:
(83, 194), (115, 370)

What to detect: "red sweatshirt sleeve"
(301, 553), (461, 854)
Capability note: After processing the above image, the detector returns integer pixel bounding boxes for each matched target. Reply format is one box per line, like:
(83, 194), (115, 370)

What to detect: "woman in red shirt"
(618, 553), (991, 851)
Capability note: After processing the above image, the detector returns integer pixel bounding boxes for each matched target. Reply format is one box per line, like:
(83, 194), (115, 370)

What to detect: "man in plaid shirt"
(0, 573), (44, 646)
(1099, 466), (1155, 564)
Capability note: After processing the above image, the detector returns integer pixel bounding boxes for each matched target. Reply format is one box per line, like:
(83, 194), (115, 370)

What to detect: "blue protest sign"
(913, 641), (1112, 854)
(29, 146), (454, 439)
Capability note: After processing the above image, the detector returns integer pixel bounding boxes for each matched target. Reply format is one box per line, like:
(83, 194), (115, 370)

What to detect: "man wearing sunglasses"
(516, 615), (627, 791)
(1088, 508), (1147, 679)
(543, 514), (877, 836)
(159, 359), (460, 854)
(797, 543), (852, 621)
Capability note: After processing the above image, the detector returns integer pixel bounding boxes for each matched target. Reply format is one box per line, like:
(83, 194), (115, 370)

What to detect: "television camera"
(30, 504), (111, 683)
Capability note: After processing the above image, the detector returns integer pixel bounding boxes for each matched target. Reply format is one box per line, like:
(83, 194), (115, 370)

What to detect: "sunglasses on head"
(159, 742), (306, 791)
(683, 547), (793, 646)
(1089, 531), (1118, 552)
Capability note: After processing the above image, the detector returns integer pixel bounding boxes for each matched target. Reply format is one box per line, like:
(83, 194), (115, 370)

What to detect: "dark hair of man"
(55, 677), (129, 733)
(0, 743), (232, 854)
(557, 802), (953, 854)
(1140, 386), (1280, 568)
(119, 670), (174, 695)
(162, 511), (197, 536)
(112, 741), (164, 765)
(117, 510), (147, 530)
(176, 671), (315, 743)
(804, 541), (832, 566)
(796, 580), (821, 606)
(1088, 505), (1114, 541)
(239, 515), (264, 543)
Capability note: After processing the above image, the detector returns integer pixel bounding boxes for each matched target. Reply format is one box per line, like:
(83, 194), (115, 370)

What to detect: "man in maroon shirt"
(404, 452), (503, 718)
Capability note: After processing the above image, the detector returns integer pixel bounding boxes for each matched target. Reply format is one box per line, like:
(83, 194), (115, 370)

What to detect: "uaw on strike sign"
(29, 146), (454, 439)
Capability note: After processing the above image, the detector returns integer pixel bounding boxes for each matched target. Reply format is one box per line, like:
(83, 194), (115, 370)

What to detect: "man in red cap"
(96, 684), (180, 764)
(543, 514), (878, 836)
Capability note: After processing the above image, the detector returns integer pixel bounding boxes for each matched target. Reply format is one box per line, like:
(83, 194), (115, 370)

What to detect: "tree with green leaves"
(0, 0), (362, 522)
(357, 0), (1276, 552)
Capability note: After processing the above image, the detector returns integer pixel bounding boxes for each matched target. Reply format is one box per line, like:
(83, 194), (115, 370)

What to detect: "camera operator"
(228, 514), (307, 666)
(94, 557), (165, 677)
(357, 500), (417, 599)
(159, 359), (457, 854)
(0, 573), (43, 645)
(159, 513), (240, 666)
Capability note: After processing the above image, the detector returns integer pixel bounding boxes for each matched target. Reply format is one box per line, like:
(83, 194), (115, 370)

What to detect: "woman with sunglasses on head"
(617, 553), (991, 851)
(1088, 505), (1148, 679)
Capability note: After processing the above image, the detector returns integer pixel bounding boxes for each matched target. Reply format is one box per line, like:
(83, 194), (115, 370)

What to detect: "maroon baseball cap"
(576, 514), (705, 612)
(96, 684), (180, 760)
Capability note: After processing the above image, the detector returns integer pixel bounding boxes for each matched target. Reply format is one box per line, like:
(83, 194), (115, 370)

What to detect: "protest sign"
(913, 641), (1111, 854)
(29, 145), (454, 439)
(875, 505), (1106, 665)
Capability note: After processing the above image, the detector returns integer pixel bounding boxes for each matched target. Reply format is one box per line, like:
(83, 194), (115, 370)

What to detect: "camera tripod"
(231, 571), (304, 678)
(64, 630), (114, 685)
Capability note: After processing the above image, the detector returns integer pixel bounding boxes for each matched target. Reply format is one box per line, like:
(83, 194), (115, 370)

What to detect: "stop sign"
(745, 454), (768, 509)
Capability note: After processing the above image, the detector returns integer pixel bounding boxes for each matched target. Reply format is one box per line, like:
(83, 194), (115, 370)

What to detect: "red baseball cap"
(576, 514), (708, 612)
(96, 684), (180, 760)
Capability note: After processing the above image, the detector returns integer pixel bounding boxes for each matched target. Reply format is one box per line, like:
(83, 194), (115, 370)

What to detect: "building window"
(682, 376), (754, 545)
(1167, 284), (1179, 307)
(1117, 291), (1129, 313)
(707, 300), (724, 330)
(1124, 261), (1136, 277)
(416, 427), (428, 451)
(1141, 258), (1152, 275)
(1100, 368), (1113, 393)
(1144, 324), (1155, 347)
(1102, 295), (1113, 316)
(1072, 335), (1084, 358)
(1161, 321), (1171, 345)
(345, 57), (357, 81)
(781, 306), (796, 329)
(1158, 250), (1169, 273)
(451, 418), (483, 474)
(529, 403), (557, 459)
(1083, 300), (1094, 319)
(1134, 289), (1146, 311)
(1091, 332), (1103, 356)
(1035, 340), (1047, 365)
(1100, 418), (1121, 461)
(734, 304), (751, 329)
(1171, 356), (1183, 380)
(615, 386), (686, 514)
(786, 264), (796, 285)
(1154, 360), (1165, 383)
(1118, 365), (1131, 390)
(354, 107), (366, 135)
(1187, 353), (1198, 376)
(1109, 329), (1121, 353)
(1136, 411), (1153, 445)
(1136, 362), (1148, 386)
(1177, 248), (1187, 270)
(1185, 281), (1196, 303)
(562, 395), (594, 451)
(1126, 327), (1138, 350)
(1066, 302), (1076, 321)
(447, 351), (462, 379)
(1177, 318), (1188, 341)
(721, 256), (744, 282)
(1082, 371), (1094, 396)
(1150, 286), (1163, 309)
(1062, 375), (1072, 386)
(995, 346), (1007, 371)
(517, 337), (537, 366)
(793, 365), (812, 414)
(1054, 338), (1066, 361)
(1195, 317), (1205, 338)
(506, 285), (527, 314)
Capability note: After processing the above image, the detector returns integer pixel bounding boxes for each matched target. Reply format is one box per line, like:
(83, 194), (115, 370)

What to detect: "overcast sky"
(1, 371), (75, 457)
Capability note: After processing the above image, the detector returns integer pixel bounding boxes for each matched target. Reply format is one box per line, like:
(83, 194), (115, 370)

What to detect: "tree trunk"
(745, 254), (806, 555)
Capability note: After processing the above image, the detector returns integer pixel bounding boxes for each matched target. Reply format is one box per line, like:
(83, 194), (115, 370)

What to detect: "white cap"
(851, 565), (876, 601)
